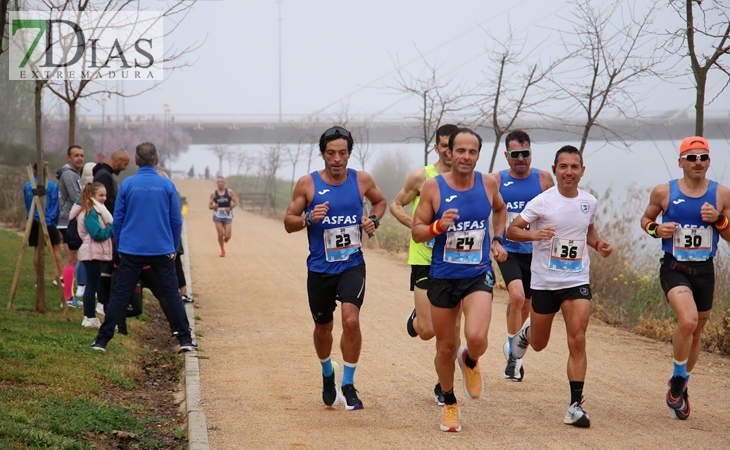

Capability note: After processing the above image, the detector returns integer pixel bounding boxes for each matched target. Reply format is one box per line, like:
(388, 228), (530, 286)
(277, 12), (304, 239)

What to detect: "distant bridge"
(76, 111), (730, 145)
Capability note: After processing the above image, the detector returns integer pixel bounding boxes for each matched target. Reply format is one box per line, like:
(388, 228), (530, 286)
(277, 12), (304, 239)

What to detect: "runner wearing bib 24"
(284, 126), (386, 413)
(641, 136), (730, 421)
(412, 128), (507, 433)
(507, 145), (612, 429)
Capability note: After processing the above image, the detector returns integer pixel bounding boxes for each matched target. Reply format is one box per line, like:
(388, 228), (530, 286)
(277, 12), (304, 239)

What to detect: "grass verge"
(0, 229), (187, 449)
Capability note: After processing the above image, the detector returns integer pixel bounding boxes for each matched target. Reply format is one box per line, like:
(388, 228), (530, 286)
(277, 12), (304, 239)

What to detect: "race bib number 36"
(324, 226), (361, 262)
(443, 229), (485, 265)
(549, 238), (585, 272)
(673, 227), (712, 262)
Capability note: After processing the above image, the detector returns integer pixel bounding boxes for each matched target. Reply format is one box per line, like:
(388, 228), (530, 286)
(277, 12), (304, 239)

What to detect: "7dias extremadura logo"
(9, 11), (163, 81)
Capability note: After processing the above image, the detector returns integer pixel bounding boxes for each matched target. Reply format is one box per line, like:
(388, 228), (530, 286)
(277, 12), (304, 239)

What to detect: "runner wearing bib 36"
(640, 136), (730, 421)
(507, 145), (612, 429)
(390, 123), (458, 406)
(412, 128), (507, 433)
(284, 126), (386, 412)
(490, 129), (554, 382)
(209, 176), (238, 257)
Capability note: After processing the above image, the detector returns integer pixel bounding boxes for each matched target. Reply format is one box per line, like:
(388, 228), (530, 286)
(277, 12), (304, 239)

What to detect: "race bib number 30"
(324, 226), (361, 262)
(673, 227), (712, 261)
(549, 238), (585, 272)
(443, 229), (485, 265)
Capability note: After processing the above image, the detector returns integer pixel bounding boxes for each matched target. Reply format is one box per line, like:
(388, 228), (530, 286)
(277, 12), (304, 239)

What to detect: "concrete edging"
(181, 219), (210, 450)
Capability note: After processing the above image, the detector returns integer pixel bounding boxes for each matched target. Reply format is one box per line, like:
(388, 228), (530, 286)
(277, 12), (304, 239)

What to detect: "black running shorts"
(428, 271), (495, 309)
(29, 221), (61, 247)
(532, 284), (592, 315)
(659, 253), (714, 313)
(410, 265), (431, 291)
(497, 252), (532, 298)
(307, 263), (366, 324)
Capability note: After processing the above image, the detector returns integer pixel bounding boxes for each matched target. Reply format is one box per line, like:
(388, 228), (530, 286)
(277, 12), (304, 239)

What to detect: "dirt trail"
(176, 179), (730, 449)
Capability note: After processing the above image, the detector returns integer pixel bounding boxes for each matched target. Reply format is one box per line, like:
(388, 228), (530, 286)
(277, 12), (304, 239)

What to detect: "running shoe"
(666, 376), (687, 411)
(504, 356), (524, 382)
(91, 340), (107, 352)
(181, 295), (194, 303)
(671, 387), (690, 420)
(511, 317), (531, 359)
(340, 384), (363, 410)
(457, 346), (482, 400)
(440, 402), (461, 432)
(82, 317), (101, 328)
(322, 361), (340, 407)
(564, 401), (591, 427)
(406, 308), (417, 338)
(220, 250), (226, 257)
(179, 339), (198, 353)
(96, 303), (106, 316)
(75, 284), (86, 298)
(434, 383), (445, 406)
(66, 298), (83, 308)
(503, 340), (510, 360)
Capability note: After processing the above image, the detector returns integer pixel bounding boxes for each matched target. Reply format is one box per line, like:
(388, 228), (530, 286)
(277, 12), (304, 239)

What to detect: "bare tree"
(548, 0), (663, 153)
(475, 29), (564, 172)
(391, 59), (465, 165)
(666, 0), (730, 136)
(352, 125), (376, 172)
(0, 0), (10, 56)
(207, 144), (229, 176)
(231, 146), (252, 177)
(285, 141), (304, 195)
(34, 1), (202, 146)
(260, 144), (287, 214)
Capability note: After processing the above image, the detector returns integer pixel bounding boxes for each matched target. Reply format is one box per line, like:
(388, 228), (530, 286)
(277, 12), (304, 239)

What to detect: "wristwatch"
(492, 236), (504, 245)
(368, 215), (380, 229)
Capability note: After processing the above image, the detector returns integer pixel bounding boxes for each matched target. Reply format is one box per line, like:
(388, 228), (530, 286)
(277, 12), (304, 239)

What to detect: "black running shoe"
(179, 339), (198, 353)
(666, 376), (687, 411)
(671, 387), (690, 420)
(340, 384), (363, 410)
(434, 383), (445, 406)
(504, 356), (524, 381)
(406, 308), (417, 338)
(322, 361), (339, 407)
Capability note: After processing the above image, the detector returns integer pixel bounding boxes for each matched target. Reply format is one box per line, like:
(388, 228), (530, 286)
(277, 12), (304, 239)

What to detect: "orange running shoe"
(440, 402), (461, 432)
(457, 346), (482, 400)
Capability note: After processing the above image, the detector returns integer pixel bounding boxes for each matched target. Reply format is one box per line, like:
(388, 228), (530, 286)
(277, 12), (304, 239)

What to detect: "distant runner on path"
(209, 176), (238, 257)
(284, 126), (386, 411)
(640, 136), (730, 421)
(508, 145), (612, 429)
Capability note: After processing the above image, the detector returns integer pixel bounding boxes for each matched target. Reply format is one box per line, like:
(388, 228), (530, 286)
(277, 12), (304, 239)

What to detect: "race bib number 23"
(324, 226), (361, 262)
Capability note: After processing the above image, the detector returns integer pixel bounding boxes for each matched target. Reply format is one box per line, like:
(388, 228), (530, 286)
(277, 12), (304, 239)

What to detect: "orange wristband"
(429, 220), (446, 237)
(715, 214), (730, 232)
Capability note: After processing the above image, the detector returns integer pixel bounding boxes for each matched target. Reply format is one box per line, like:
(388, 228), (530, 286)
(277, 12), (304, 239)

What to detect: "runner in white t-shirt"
(506, 145), (612, 429)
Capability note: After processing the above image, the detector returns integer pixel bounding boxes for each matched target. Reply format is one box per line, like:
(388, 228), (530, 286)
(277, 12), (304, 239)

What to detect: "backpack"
(65, 216), (83, 250)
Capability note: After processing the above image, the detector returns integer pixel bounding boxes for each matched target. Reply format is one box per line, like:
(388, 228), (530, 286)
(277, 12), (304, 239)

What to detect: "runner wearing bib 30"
(412, 128), (507, 433)
(507, 145), (612, 429)
(209, 176), (238, 257)
(390, 123), (458, 406)
(284, 126), (386, 412)
(640, 136), (730, 421)
(490, 129), (554, 382)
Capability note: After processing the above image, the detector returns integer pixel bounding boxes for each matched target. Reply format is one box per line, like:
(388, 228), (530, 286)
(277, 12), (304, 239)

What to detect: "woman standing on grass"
(69, 182), (113, 328)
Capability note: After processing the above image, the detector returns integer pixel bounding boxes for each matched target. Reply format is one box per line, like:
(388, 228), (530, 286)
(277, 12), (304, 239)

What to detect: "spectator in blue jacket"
(91, 142), (197, 353)
(24, 163), (62, 273)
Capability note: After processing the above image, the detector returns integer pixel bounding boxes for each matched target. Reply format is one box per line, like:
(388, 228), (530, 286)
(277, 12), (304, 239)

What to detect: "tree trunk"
(488, 132), (503, 173)
(0, 0), (9, 57)
(68, 100), (77, 145)
(34, 80), (46, 313)
(694, 72), (705, 137)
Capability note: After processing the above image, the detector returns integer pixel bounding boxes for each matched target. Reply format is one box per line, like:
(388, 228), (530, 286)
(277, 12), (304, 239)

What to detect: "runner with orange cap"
(640, 136), (730, 420)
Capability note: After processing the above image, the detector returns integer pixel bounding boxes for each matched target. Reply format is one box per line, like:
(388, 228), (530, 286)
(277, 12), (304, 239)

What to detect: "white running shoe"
(511, 318), (531, 359)
(564, 401), (591, 428)
(503, 340), (510, 360)
(96, 302), (105, 316)
(82, 317), (101, 328)
(75, 285), (86, 298)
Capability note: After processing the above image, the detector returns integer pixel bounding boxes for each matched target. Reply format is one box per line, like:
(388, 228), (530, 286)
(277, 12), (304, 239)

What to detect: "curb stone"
(182, 219), (210, 450)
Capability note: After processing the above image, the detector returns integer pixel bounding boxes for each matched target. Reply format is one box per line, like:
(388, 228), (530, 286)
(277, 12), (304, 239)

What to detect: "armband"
(644, 221), (660, 238)
(368, 215), (380, 229)
(429, 220), (446, 237)
(304, 210), (314, 227)
(715, 213), (730, 232)
(492, 236), (504, 246)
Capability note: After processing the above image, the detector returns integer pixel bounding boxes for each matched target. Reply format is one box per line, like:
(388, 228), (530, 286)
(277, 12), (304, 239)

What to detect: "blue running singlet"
(213, 189), (233, 218)
(499, 169), (543, 254)
(662, 179), (719, 261)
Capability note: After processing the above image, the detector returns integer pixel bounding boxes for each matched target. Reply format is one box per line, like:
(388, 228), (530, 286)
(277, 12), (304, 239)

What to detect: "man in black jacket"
(93, 149), (131, 214)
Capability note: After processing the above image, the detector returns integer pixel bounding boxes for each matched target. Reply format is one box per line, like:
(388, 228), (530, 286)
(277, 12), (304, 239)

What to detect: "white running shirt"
(519, 186), (597, 290)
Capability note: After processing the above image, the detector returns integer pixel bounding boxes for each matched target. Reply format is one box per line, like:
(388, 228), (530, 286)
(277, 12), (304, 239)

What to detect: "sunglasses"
(680, 153), (709, 162)
(508, 149), (531, 159)
(324, 126), (351, 138)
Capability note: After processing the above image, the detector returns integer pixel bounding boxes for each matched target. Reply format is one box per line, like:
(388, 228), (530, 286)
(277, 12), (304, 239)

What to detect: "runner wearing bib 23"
(507, 145), (612, 429)
(284, 126), (386, 412)
(640, 136), (730, 421)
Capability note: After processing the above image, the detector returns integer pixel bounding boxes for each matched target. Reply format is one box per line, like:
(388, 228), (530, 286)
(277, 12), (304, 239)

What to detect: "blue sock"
(342, 362), (357, 386)
(320, 357), (333, 377)
(673, 359), (688, 379)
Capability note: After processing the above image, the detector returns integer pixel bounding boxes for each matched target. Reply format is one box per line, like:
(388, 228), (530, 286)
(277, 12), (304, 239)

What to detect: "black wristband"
(368, 215), (380, 229)
(492, 236), (504, 245)
(716, 212), (725, 224)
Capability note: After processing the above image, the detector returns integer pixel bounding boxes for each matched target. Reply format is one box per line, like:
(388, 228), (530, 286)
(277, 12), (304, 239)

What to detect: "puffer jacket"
(70, 203), (113, 262)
